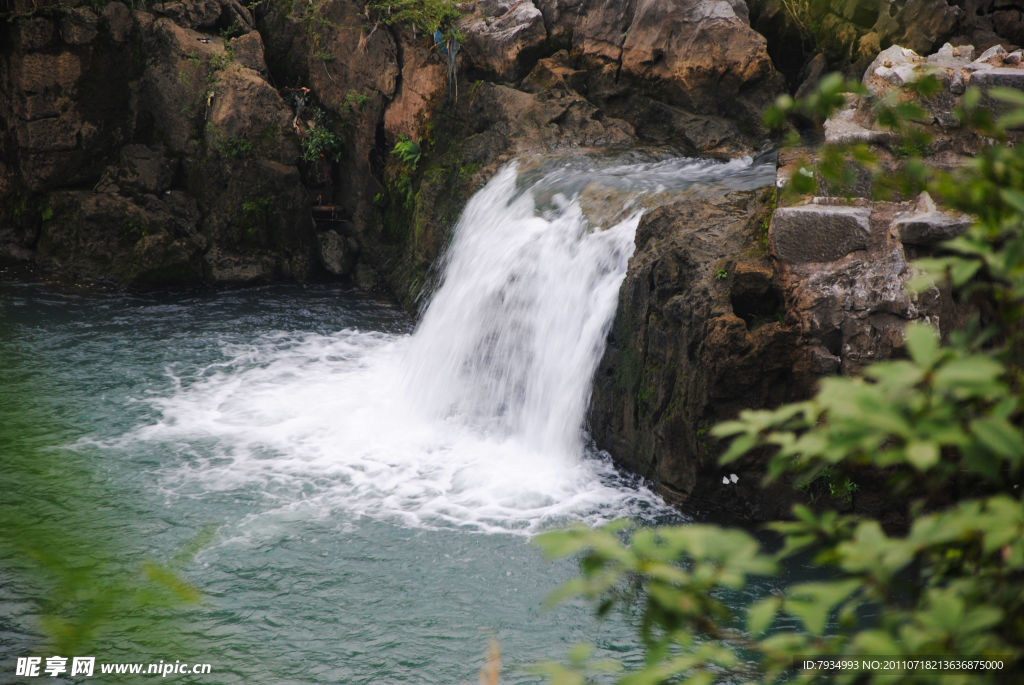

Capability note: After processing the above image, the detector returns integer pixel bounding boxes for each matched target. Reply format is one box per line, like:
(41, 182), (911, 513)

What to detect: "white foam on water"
(125, 158), (764, 534)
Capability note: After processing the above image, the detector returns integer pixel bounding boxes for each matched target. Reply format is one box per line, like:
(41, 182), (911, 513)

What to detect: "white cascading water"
(125, 156), (769, 533)
(402, 164), (638, 459)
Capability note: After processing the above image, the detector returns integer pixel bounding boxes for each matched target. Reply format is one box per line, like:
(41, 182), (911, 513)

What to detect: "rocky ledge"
(589, 39), (1024, 521)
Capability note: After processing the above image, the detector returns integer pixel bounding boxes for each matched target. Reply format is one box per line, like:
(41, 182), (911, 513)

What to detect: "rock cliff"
(589, 39), (1024, 519)
(1, 0), (318, 285)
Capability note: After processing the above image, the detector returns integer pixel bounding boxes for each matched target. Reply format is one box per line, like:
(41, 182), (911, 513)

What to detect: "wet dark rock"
(588, 186), (807, 518)
(37, 190), (206, 287)
(152, 0), (222, 30)
(95, 145), (176, 196)
(0, 3), (319, 286)
(59, 7), (98, 45)
(317, 230), (356, 277)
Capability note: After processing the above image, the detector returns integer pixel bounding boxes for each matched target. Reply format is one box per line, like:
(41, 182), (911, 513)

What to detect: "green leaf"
(851, 629), (902, 656)
(950, 257), (982, 286)
(864, 360), (926, 388)
(1000, 188), (1024, 215)
(783, 579), (861, 635)
(567, 642), (592, 664)
(970, 417), (1024, 463)
(747, 596), (781, 635)
(933, 355), (1005, 390)
(990, 87), (1024, 106)
(905, 440), (940, 470)
(962, 87), (982, 110)
(904, 323), (940, 368)
(997, 109), (1024, 129)
(719, 432), (757, 464)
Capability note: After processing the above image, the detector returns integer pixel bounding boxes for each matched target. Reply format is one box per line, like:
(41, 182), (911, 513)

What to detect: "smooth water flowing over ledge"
(0, 155), (774, 682)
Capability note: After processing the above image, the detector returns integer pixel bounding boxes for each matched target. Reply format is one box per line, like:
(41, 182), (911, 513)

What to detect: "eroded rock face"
(569, 0), (783, 128)
(455, 0), (783, 153)
(37, 190), (206, 287)
(459, 0), (548, 80)
(383, 38), (447, 140)
(893, 191), (972, 246)
(863, 40), (1024, 128)
(750, 0), (962, 77)
(1, 4), (318, 285)
(588, 186), (807, 519)
(762, 43), (1021, 379)
(588, 39), (1015, 519)
(151, 0), (252, 33)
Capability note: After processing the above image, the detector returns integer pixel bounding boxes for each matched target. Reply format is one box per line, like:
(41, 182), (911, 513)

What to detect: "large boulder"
(383, 38), (447, 140)
(139, 17), (233, 154)
(458, 0), (548, 80)
(892, 191), (972, 246)
(204, 64), (299, 166)
(573, 0), (782, 124)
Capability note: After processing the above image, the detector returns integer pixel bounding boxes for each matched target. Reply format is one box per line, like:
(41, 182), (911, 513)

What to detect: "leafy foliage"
(367, 0), (462, 35)
(300, 107), (342, 163)
(391, 134), (422, 168)
(539, 75), (1024, 683)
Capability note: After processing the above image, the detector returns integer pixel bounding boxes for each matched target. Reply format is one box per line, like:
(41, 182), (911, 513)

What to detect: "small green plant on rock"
(761, 187), (777, 248)
(300, 108), (342, 163)
(344, 90), (370, 112)
(240, 190), (275, 235)
(126, 217), (149, 237)
(367, 0), (462, 36)
(391, 135), (422, 169)
(206, 124), (253, 159)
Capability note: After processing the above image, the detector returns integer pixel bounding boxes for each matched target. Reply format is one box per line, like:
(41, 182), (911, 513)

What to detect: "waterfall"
(125, 154), (771, 533)
(402, 164), (639, 460)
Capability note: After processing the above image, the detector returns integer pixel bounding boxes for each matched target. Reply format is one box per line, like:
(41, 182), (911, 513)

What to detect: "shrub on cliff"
(537, 78), (1024, 683)
(366, 0), (461, 36)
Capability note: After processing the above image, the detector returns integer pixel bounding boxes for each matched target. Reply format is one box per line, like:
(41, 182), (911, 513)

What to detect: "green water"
(1, 282), (683, 684)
